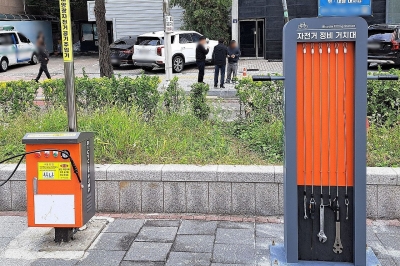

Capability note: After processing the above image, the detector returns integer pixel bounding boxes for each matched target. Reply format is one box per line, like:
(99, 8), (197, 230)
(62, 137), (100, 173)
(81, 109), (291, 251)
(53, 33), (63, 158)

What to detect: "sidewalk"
(0, 212), (399, 265)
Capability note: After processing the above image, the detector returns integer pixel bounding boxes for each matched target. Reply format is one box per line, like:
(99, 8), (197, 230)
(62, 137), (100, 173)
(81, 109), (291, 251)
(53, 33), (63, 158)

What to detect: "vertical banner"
(59, 0), (73, 62)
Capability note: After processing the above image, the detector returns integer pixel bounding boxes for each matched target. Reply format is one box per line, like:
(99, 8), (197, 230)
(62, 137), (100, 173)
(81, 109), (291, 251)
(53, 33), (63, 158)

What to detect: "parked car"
(110, 36), (137, 67)
(0, 26), (38, 72)
(368, 24), (400, 66)
(133, 31), (218, 73)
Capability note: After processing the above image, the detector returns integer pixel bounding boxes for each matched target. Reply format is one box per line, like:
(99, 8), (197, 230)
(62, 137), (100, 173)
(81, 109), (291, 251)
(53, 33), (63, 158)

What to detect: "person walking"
(196, 36), (209, 83)
(212, 39), (228, 89)
(34, 32), (51, 82)
(226, 40), (241, 84)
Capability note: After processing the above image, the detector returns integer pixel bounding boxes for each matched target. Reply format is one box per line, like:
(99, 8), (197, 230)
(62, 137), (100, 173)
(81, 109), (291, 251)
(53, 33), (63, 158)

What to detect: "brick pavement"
(0, 212), (399, 265)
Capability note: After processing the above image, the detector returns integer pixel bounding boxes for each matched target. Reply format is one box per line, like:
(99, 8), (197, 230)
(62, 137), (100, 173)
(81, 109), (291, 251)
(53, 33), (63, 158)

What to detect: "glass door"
(239, 19), (264, 58)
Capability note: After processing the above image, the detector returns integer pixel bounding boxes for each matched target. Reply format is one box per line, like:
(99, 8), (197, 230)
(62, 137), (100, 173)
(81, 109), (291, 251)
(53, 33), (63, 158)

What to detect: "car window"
(0, 33), (14, 45)
(160, 36), (175, 44)
(137, 37), (162, 46)
(179, 34), (193, 44)
(18, 33), (29, 43)
(191, 33), (202, 43)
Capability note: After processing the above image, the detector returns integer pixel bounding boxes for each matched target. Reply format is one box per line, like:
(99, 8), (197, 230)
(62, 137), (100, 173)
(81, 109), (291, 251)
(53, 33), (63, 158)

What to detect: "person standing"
(196, 36), (209, 83)
(226, 40), (241, 84)
(34, 32), (51, 82)
(212, 39), (228, 89)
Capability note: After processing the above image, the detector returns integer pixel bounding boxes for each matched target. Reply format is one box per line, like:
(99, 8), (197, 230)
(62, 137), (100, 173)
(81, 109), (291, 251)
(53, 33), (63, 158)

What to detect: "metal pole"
(163, 0), (173, 82)
(60, 0), (77, 132)
(232, 0), (239, 42)
(282, 0), (289, 24)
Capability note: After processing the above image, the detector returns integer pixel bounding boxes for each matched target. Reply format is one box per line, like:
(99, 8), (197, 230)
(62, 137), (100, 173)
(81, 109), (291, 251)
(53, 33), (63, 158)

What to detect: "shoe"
(226, 80), (231, 84)
(32, 79), (38, 83)
(220, 85), (225, 89)
(214, 84), (218, 88)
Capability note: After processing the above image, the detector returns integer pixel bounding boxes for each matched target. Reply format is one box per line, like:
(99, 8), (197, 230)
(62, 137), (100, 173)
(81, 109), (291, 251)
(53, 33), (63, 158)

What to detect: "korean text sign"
(59, 0), (73, 62)
(319, 0), (372, 17)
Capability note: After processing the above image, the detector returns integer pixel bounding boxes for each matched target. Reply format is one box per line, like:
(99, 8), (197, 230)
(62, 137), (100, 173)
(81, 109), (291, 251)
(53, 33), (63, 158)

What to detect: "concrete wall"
(238, 0), (387, 59)
(1, 164), (399, 219)
(0, 0), (24, 14)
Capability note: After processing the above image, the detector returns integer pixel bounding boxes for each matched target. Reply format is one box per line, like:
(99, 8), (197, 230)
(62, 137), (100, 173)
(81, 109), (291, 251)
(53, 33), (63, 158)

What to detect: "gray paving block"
(278, 183), (284, 216)
(178, 220), (217, 235)
(368, 240), (392, 260)
(77, 250), (125, 266)
(172, 235), (215, 253)
(107, 164), (163, 181)
(104, 219), (144, 234)
(120, 262), (165, 266)
(164, 182), (186, 213)
(0, 237), (12, 251)
(136, 226), (178, 242)
(367, 227), (379, 243)
(97, 181), (119, 212)
(162, 165), (217, 182)
(209, 182), (231, 214)
(125, 242), (172, 262)
(377, 185), (400, 219)
(0, 220), (26, 238)
(256, 224), (284, 240)
(119, 181), (141, 213)
(255, 183), (279, 216)
(256, 237), (275, 255)
(145, 220), (180, 227)
(92, 232), (136, 251)
(0, 258), (31, 266)
(0, 182), (11, 211)
(217, 165), (274, 183)
(257, 254), (270, 266)
(31, 259), (78, 266)
(216, 228), (254, 244)
(218, 221), (254, 229)
(10, 181), (26, 211)
(232, 183), (255, 215)
(186, 182), (208, 213)
(366, 185), (378, 218)
(166, 252), (212, 266)
(0, 164), (26, 181)
(376, 233), (400, 250)
(394, 167), (400, 185)
(274, 166), (283, 183)
(142, 182), (163, 213)
(213, 244), (255, 264)
(95, 164), (111, 181)
(367, 167), (397, 185)
(379, 258), (396, 266)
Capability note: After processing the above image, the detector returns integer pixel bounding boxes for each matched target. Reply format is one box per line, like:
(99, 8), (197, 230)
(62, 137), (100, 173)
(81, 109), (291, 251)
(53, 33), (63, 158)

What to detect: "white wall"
(87, 0), (183, 40)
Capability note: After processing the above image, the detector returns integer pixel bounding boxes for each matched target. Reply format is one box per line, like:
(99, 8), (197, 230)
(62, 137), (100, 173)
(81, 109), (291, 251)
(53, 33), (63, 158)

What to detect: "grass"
(367, 124), (400, 167)
(0, 107), (266, 165)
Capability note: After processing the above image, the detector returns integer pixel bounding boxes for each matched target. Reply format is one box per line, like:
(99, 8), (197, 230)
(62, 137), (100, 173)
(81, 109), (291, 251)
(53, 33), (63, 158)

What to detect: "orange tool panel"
(25, 143), (83, 228)
(296, 42), (355, 188)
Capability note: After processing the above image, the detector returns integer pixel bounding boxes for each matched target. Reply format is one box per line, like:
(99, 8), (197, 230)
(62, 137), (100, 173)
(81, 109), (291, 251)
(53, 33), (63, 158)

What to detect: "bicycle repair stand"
(253, 16), (398, 266)
(22, 132), (95, 243)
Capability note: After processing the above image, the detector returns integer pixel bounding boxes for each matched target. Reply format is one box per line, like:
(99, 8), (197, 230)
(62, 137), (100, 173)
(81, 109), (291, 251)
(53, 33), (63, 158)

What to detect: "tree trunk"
(94, 0), (113, 78)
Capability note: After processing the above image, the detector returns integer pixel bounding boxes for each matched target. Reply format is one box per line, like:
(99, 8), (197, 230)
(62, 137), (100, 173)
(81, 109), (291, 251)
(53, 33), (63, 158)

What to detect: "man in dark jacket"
(212, 39), (228, 88)
(226, 40), (241, 84)
(196, 36), (209, 83)
(34, 32), (51, 82)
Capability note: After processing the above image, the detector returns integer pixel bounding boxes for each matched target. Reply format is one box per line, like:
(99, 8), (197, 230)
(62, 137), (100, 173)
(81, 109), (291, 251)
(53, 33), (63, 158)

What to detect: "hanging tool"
(333, 201), (344, 254)
(309, 43), (316, 221)
(303, 43), (308, 220)
(343, 42), (350, 221)
(327, 43), (332, 207)
(317, 43), (327, 244)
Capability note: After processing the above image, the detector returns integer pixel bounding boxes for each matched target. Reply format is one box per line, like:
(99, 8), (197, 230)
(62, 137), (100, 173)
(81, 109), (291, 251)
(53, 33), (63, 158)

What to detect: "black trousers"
(36, 63), (51, 81)
(196, 61), (205, 83)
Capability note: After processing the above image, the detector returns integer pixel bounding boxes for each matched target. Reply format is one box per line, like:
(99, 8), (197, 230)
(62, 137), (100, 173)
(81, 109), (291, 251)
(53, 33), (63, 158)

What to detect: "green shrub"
(0, 80), (39, 116)
(164, 77), (186, 113)
(236, 77), (283, 122)
(367, 68), (400, 125)
(190, 82), (210, 120)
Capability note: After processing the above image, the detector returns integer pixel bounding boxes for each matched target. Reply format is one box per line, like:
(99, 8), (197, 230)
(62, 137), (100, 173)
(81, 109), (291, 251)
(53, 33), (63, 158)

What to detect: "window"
(179, 34), (193, 44)
(18, 33), (29, 43)
(137, 37), (162, 46)
(191, 33), (202, 43)
(387, 0), (400, 24)
(0, 33), (14, 45)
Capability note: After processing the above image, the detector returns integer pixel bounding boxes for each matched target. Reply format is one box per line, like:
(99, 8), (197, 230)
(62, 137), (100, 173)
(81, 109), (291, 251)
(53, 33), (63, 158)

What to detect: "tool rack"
(254, 16), (398, 265)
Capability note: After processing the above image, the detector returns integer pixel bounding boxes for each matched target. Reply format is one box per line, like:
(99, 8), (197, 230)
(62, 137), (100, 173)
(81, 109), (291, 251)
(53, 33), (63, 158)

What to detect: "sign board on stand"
(319, 0), (372, 17)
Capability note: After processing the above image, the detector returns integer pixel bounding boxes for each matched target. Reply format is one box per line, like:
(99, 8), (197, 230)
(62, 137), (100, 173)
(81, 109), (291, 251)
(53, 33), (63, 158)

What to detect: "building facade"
(233, 0), (388, 59)
(0, 0), (25, 14)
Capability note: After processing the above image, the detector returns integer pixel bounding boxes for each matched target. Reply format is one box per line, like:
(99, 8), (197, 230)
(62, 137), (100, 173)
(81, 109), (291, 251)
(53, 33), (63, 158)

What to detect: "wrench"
(333, 204), (343, 254)
(317, 205), (327, 243)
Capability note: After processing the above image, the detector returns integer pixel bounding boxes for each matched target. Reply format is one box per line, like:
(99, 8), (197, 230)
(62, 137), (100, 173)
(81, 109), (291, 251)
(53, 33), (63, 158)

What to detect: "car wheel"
(0, 58), (8, 72)
(173, 55), (184, 73)
(30, 53), (38, 65)
(141, 67), (153, 72)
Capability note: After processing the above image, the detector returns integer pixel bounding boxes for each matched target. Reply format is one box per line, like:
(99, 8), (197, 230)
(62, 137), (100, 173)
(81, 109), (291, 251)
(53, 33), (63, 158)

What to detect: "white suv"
(0, 26), (38, 72)
(133, 31), (218, 73)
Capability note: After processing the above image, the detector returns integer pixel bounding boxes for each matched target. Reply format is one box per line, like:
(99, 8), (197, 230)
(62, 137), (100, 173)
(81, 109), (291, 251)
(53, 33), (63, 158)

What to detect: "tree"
(94, 0), (113, 78)
(26, 0), (86, 18)
(171, 0), (231, 42)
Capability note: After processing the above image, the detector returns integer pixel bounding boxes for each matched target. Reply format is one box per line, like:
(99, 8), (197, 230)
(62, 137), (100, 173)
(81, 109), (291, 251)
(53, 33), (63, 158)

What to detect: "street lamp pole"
(163, 0), (173, 82)
(282, 0), (290, 24)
